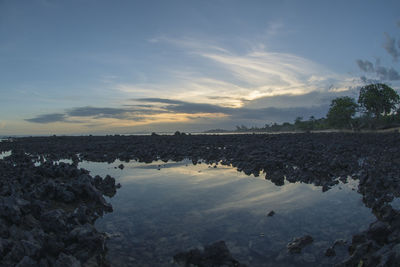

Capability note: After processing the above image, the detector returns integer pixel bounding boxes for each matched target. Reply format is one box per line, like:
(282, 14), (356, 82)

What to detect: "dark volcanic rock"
(94, 175), (120, 197)
(0, 154), (119, 266)
(367, 221), (390, 245)
(174, 240), (246, 266)
(41, 209), (67, 232)
(325, 247), (336, 257)
(15, 256), (37, 267)
(287, 235), (313, 253)
(1, 132), (400, 265)
(267, 210), (275, 217)
(55, 253), (81, 267)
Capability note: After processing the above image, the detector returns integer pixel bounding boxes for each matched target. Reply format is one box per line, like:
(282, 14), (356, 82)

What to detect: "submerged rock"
(287, 235), (313, 254)
(55, 253), (81, 267)
(325, 247), (336, 257)
(174, 240), (246, 266)
(267, 210), (275, 217)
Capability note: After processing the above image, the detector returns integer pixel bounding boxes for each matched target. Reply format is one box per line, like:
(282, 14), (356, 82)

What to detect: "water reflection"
(78, 160), (375, 267)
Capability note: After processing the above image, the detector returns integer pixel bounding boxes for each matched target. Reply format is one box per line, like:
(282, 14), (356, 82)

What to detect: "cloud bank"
(25, 37), (359, 132)
(25, 97), (331, 131)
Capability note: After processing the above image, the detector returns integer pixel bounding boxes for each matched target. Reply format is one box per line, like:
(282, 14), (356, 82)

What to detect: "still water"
(78, 159), (375, 267)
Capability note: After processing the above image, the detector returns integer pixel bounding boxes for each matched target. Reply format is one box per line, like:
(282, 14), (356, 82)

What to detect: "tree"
(235, 125), (248, 132)
(358, 83), (400, 118)
(327, 97), (358, 128)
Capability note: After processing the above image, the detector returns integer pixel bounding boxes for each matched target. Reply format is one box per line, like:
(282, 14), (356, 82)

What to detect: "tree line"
(227, 83), (400, 133)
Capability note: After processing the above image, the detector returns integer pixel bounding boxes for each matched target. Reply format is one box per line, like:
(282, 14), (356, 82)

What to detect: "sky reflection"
(75, 159), (376, 266)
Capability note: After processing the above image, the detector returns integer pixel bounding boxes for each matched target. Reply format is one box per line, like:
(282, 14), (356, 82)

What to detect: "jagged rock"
(21, 240), (41, 258)
(0, 237), (11, 257)
(392, 243), (400, 262)
(73, 205), (90, 224)
(367, 221), (390, 245)
(287, 235), (313, 253)
(41, 209), (67, 232)
(57, 187), (75, 203)
(325, 247), (336, 257)
(0, 196), (22, 224)
(269, 171), (285, 186)
(0, 218), (9, 238)
(322, 184), (330, 192)
(267, 210), (275, 217)
(69, 224), (97, 242)
(44, 234), (65, 256)
(55, 253), (81, 267)
(16, 256), (37, 267)
(9, 241), (25, 262)
(0, 155), (118, 266)
(174, 241), (246, 266)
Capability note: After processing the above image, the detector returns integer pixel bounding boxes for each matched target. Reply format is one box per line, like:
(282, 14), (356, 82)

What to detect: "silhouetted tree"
(235, 125), (248, 132)
(358, 83), (400, 118)
(327, 96), (358, 128)
(294, 117), (303, 129)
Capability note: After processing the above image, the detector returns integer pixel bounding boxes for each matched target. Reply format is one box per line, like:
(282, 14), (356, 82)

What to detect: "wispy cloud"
(135, 98), (184, 105)
(199, 50), (341, 96)
(356, 59), (374, 72)
(148, 36), (231, 54)
(265, 21), (285, 37)
(375, 66), (400, 81)
(67, 106), (131, 118)
(383, 32), (399, 62)
(25, 113), (67, 124)
(119, 37), (355, 109)
(356, 58), (400, 81)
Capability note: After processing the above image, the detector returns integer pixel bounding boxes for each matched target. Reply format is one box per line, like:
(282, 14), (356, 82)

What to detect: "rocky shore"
(1, 132), (400, 266)
(0, 150), (120, 266)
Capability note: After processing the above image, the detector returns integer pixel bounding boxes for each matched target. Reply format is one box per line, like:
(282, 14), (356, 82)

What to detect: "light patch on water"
(0, 151), (11, 160)
(390, 197), (400, 210)
(32, 156), (74, 166)
(57, 159), (73, 164)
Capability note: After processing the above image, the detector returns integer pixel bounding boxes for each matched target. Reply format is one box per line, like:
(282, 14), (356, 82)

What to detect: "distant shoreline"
(1, 126), (399, 139)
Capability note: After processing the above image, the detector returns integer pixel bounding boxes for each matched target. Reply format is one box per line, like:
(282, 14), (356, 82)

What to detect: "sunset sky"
(1, 0), (399, 135)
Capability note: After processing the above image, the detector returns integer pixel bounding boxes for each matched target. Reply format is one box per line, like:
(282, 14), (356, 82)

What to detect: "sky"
(1, 0), (400, 135)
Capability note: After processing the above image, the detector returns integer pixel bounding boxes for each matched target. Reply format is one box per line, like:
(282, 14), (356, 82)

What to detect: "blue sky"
(1, 0), (399, 134)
